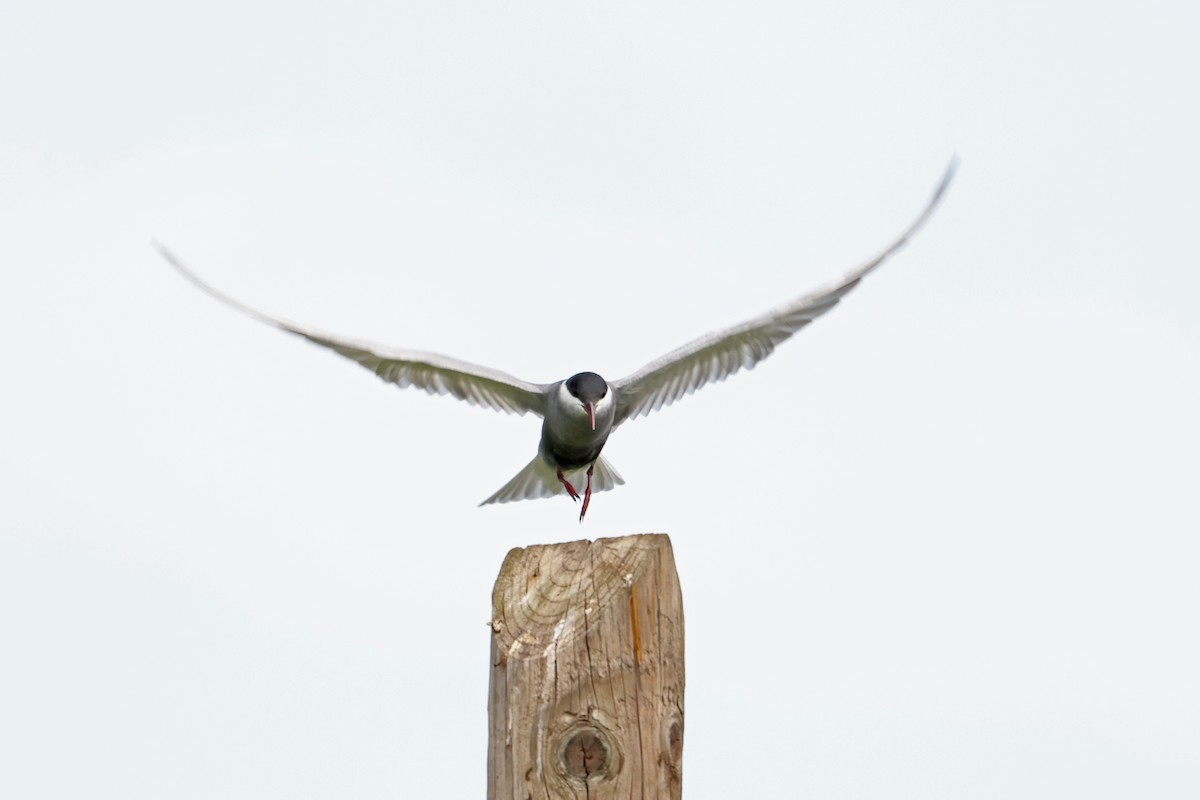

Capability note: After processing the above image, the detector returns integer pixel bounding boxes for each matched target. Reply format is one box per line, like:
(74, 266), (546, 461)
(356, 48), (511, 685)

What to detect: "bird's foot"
(556, 470), (580, 502)
(578, 464), (594, 522)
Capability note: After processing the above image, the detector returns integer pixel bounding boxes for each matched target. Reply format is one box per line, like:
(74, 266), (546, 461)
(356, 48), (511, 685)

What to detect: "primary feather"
(610, 158), (957, 426)
(154, 243), (550, 417)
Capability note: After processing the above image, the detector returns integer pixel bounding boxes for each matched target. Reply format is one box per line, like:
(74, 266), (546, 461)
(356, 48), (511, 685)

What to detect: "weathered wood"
(488, 534), (685, 799)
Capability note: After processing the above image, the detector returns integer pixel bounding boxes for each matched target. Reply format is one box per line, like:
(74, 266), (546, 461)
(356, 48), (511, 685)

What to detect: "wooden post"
(488, 534), (685, 799)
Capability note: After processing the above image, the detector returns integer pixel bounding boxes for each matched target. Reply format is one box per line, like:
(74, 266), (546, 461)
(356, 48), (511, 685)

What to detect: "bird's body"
(157, 161), (956, 520)
(542, 374), (615, 472)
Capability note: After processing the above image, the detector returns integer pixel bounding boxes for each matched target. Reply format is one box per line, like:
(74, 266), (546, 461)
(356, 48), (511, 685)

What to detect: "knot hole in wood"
(667, 717), (683, 767)
(559, 724), (618, 785)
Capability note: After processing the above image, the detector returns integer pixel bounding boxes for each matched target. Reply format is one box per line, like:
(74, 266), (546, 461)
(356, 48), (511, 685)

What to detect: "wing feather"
(610, 159), (957, 426)
(155, 244), (550, 417)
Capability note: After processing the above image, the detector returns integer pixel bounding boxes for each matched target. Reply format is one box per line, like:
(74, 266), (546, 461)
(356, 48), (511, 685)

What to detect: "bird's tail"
(480, 455), (625, 506)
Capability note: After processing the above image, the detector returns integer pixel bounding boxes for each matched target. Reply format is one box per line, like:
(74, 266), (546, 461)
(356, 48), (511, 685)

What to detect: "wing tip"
(929, 155), (960, 208)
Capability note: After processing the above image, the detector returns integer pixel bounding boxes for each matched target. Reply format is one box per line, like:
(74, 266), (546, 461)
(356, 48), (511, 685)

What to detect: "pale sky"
(2, 2), (1198, 798)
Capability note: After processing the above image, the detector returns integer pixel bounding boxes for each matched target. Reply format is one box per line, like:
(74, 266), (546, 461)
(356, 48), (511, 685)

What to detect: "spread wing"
(156, 244), (551, 417)
(610, 159), (957, 427)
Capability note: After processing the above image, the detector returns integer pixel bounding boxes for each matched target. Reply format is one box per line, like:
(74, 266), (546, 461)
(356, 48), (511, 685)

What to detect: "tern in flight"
(157, 160), (956, 520)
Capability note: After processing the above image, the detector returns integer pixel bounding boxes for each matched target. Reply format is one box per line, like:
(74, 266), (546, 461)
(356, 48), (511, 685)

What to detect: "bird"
(156, 160), (956, 521)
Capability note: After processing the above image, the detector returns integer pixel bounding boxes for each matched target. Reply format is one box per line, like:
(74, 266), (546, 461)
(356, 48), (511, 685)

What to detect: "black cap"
(565, 372), (607, 402)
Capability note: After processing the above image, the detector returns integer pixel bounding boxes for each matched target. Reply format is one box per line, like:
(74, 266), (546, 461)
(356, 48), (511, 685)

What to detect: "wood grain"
(488, 534), (684, 799)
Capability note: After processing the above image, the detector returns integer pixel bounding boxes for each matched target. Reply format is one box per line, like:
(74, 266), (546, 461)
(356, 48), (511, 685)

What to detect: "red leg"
(578, 464), (595, 522)
(557, 470), (580, 501)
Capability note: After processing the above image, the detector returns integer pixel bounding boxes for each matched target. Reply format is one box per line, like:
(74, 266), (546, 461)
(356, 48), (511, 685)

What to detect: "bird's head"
(565, 372), (608, 430)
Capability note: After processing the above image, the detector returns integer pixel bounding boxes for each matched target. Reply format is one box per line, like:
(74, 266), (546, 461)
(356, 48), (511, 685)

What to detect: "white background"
(2, 2), (1197, 797)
